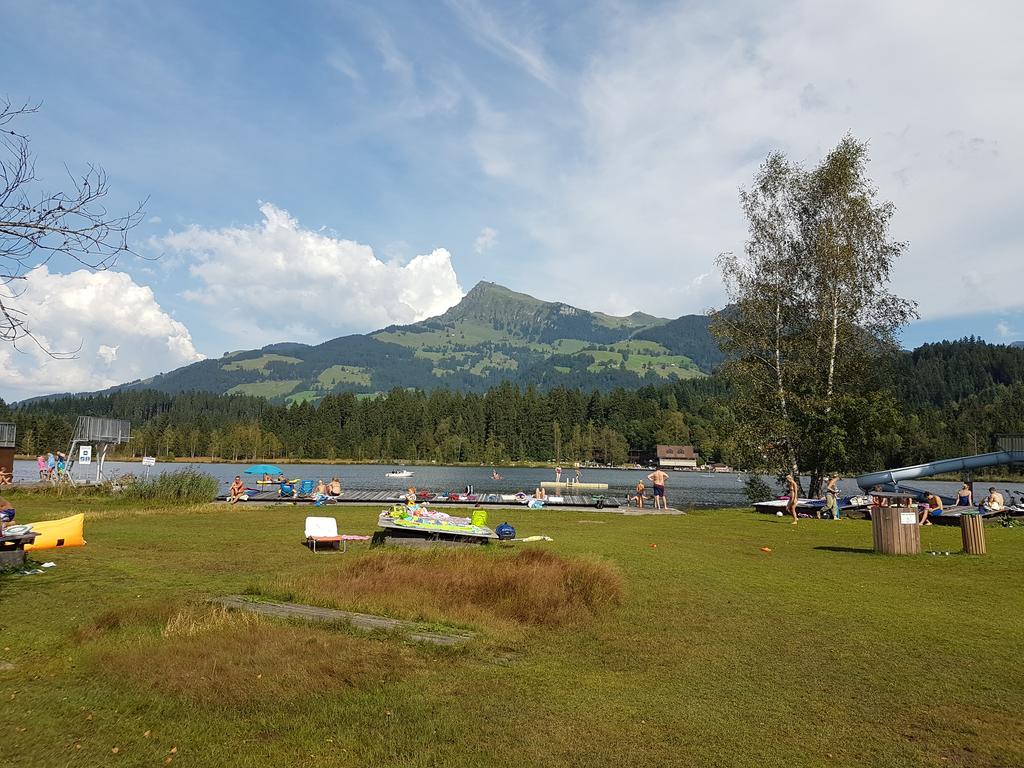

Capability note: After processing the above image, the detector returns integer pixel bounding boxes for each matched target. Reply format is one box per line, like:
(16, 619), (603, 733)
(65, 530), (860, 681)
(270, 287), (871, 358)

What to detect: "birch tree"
(711, 136), (916, 494)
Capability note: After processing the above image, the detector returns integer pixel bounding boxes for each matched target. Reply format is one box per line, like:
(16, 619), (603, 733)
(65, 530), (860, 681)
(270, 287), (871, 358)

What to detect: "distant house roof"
(656, 444), (697, 459)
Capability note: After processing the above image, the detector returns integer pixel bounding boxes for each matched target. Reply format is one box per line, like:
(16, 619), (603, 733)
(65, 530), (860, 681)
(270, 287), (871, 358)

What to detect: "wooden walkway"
(212, 595), (474, 646)
(220, 487), (623, 509)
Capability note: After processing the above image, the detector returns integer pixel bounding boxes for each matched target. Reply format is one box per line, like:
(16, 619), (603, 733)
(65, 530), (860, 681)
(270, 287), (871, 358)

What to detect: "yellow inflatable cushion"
(24, 513), (86, 551)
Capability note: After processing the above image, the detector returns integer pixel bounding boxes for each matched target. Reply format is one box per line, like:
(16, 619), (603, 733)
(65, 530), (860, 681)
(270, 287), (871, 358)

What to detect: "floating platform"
(540, 481), (609, 491)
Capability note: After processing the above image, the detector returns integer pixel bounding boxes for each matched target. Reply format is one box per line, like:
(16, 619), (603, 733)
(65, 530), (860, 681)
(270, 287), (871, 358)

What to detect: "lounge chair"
(303, 517), (370, 553)
(298, 479), (315, 497)
(304, 516), (344, 552)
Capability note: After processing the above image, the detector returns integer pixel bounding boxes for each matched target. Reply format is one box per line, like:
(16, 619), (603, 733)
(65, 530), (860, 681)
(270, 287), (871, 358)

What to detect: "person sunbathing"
(982, 487), (1005, 511)
(314, 479), (328, 496)
(0, 468), (12, 488)
(228, 476), (247, 504)
(920, 492), (941, 525)
(328, 477), (342, 496)
(406, 487), (418, 505)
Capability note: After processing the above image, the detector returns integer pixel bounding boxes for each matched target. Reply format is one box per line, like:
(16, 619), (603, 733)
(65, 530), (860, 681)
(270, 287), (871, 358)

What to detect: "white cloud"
(996, 321), (1012, 339)
(476, 0), (1024, 321)
(474, 226), (498, 254)
(147, 215), (162, 225)
(97, 344), (119, 363)
(163, 203), (464, 344)
(447, 0), (555, 86)
(327, 50), (361, 83)
(0, 267), (203, 401)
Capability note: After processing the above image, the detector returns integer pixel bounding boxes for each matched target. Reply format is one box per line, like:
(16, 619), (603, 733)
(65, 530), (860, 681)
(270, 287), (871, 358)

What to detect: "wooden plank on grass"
(212, 595), (475, 646)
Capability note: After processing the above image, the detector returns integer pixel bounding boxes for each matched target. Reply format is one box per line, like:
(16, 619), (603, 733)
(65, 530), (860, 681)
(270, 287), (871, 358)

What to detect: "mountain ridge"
(29, 281), (725, 404)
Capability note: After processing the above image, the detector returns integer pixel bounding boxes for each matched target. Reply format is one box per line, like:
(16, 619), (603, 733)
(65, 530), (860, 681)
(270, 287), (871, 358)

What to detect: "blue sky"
(2, 0), (1022, 399)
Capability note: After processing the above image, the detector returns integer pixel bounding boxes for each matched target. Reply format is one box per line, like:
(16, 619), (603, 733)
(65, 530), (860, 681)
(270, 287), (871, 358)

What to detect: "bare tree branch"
(0, 96), (147, 356)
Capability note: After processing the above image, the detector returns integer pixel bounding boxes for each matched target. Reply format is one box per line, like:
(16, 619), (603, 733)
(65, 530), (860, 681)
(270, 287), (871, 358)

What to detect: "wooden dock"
(541, 481), (609, 491)
(218, 487), (621, 509)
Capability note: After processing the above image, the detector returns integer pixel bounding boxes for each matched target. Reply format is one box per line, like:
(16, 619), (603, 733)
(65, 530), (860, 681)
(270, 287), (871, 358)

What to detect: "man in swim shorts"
(647, 468), (668, 510)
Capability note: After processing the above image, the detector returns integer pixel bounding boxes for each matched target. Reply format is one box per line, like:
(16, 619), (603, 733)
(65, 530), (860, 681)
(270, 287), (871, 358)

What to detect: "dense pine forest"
(3, 339), (1023, 471)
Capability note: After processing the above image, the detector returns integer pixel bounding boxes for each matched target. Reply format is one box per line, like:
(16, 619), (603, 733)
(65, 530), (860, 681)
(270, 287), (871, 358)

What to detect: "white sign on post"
(78, 445), (92, 465)
(142, 456), (157, 467)
(900, 512), (917, 525)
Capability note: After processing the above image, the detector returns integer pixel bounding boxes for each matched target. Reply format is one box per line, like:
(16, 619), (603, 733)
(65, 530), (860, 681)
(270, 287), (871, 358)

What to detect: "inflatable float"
(24, 513), (86, 551)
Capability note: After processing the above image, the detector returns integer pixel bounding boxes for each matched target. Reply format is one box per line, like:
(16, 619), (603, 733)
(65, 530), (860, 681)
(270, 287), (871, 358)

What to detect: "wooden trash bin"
(960, 513), (986, 555)
(869, 492), (921, 555)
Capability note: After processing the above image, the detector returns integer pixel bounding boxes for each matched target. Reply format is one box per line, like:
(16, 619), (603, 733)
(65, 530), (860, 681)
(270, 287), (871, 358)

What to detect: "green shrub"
(118, 469), (219, 504)
(743, 474), (776, 504)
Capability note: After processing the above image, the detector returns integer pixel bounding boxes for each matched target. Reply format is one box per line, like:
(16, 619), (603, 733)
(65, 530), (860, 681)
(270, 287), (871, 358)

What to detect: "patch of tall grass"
(118, 469), (219, 504)
(275, 548), (625, 631)
(82, 605), (421, 707)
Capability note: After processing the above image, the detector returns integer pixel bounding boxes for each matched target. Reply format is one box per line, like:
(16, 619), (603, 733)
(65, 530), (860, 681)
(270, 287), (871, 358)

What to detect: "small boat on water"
(385, 469), (414, 478)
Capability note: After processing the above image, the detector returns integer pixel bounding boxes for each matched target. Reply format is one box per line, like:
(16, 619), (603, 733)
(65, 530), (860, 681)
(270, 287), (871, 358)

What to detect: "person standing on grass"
(785, 473), (800, 524)
(46, 452), (55, 480)
(647, 468), (668, 510)
(36, 455), (46, 481)
(822, 473), (840, 519)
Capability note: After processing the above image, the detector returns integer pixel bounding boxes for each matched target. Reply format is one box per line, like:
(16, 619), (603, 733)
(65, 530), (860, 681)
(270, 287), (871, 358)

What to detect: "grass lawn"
(2, 497), (1023, 767)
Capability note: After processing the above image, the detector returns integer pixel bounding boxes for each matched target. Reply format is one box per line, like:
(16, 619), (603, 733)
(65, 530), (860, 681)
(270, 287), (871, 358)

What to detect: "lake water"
(12, 460), (1024, 508)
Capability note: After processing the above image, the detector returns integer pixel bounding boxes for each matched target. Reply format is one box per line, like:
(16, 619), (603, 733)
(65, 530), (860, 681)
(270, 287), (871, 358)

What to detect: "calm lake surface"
(13, 459), (1024, 507)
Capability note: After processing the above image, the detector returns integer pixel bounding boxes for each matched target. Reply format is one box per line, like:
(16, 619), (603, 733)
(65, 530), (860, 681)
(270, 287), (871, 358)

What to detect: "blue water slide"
(856, 450), (1024, 490)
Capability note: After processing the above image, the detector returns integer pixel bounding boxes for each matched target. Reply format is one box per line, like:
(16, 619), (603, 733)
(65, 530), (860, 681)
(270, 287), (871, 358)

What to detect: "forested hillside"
(6, 339), (1024, 471)
(28, 282), (723, 403)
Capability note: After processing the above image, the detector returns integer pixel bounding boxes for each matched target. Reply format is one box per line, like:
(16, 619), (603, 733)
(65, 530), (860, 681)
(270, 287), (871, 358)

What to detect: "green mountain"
(115, 282), (724, 403)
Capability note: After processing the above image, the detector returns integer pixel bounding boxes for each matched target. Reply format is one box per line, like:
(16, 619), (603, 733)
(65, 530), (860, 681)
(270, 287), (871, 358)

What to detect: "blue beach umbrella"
(244, 464), (283, 475)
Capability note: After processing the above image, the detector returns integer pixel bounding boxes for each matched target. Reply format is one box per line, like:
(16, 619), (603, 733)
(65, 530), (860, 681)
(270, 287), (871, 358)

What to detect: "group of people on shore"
(868, 481), (1010, 526)
(632, 468), (670, 510)
(782, 473), (842, 524)
(917, 483), (1008, 524)
(35, 452), (69, 482)
(227, 474), (344, 503)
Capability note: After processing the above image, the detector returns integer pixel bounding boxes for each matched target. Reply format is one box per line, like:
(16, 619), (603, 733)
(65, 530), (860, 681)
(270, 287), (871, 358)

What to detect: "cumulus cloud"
(0, 267), (203, 401)
(478, 0), (1024, 320)
(474, 226), (498, 254)
(162, 203), (464, 344)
